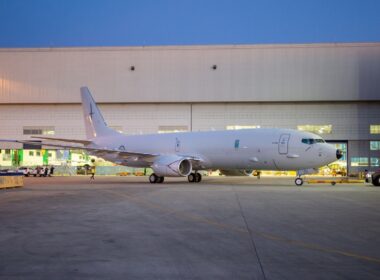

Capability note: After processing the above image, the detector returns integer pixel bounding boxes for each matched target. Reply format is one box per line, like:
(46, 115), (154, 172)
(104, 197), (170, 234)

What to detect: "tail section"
(80, 87), (118, 139)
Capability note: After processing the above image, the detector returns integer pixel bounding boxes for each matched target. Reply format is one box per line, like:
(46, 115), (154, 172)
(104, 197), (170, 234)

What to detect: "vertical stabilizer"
(80, 87), (117, 139)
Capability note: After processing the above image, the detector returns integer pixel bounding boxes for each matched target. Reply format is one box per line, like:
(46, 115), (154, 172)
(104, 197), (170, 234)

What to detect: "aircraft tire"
(295, 178), (303, 186)
(149, 173), (158, 183)
(373, 176), (380, 186)
(195, 173), (202, 183)
(188, 173), (195, 183)
(157, 176), (165, 183)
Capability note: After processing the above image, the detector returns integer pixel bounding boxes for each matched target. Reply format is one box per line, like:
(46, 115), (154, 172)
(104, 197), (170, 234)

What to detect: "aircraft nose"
(336, 149), (343, 160)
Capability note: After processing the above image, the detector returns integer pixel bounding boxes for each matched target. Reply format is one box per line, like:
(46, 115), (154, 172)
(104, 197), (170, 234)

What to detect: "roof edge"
(0, 42), (380, 53)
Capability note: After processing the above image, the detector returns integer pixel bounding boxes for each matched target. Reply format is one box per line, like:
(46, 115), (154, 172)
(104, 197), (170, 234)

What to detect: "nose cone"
(336, 149), (343, 160)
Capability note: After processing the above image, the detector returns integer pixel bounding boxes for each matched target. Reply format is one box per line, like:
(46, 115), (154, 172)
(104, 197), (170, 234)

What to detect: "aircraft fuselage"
(91, 128), (338, 171)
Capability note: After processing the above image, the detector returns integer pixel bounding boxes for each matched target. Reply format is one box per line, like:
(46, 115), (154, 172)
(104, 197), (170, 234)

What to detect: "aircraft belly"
(274, 156), (316, 170)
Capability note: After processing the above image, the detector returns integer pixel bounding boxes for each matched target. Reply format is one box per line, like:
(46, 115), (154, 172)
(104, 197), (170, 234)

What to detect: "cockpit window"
(302, 138), (325, 144)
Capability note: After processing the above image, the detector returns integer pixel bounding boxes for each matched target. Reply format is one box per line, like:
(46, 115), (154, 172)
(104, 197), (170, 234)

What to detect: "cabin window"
(234, 139), (240, 149)
(302, 138), (325, 145)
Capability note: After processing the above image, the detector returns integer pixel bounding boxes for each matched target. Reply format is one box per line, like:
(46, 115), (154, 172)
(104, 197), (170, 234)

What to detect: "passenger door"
(278, 134), (290, 155)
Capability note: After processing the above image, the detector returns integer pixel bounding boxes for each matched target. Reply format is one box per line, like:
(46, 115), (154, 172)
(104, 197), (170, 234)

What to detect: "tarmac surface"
(0, 176), (380, 280)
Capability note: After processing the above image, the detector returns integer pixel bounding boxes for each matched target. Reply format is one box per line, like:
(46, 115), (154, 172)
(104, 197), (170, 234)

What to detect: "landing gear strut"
(188, 172), (202, 183)
(149, 173), (164, 184)
(294, 170), (304, 186)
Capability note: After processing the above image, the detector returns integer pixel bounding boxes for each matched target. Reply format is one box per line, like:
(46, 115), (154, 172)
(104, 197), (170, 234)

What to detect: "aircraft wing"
(31, 136), (92, 145)
(0, 139), (159, 158)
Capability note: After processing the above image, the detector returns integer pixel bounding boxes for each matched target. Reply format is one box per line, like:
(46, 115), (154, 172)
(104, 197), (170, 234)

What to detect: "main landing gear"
(149, 173), (164, 184)
(188, 172), (202, 183)
(149, 172), (202, 184)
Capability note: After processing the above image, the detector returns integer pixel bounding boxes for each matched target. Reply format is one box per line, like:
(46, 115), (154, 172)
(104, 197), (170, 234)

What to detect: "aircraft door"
(278, 134), (290, 155)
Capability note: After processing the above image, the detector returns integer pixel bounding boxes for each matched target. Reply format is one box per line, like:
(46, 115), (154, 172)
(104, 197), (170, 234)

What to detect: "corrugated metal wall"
(1, 43), (379, 103)
(0, 102), (378, 141)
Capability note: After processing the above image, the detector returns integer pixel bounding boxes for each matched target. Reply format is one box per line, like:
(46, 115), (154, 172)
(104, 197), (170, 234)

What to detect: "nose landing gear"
(295, 170), (304, 186)
(295, 177), (304, 186)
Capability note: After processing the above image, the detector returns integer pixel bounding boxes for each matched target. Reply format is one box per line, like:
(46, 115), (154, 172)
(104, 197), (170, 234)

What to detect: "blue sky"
(0, 0), (379, 47)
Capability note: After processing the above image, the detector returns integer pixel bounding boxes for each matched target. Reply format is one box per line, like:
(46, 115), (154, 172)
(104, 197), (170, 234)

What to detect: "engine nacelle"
(151, 156), (192, 177)
(219, 169), (254, 176)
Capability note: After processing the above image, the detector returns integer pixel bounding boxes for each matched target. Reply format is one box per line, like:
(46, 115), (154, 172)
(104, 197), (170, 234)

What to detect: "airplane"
(1, 87), (343, 186)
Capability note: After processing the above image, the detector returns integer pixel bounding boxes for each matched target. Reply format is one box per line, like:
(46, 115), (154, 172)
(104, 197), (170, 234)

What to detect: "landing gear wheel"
(295, 178), (303, 186)
(373, 176), (380, 186)
(188, 173), (195, 183)
(149, 173), (158, 183)
(157, 176), (165, 183)
(195, 173), (202, 183)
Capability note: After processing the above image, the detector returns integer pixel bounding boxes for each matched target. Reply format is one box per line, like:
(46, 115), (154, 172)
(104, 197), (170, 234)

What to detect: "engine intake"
(152, 156), (192, 177)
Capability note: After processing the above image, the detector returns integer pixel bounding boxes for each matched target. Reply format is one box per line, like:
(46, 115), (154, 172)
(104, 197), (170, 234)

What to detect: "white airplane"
(2, 87), (342, 185)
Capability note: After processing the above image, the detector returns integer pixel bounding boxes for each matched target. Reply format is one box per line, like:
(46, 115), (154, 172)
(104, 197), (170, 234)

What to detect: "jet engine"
(151, 156), (192, 177)
(219, 169), (254, 176)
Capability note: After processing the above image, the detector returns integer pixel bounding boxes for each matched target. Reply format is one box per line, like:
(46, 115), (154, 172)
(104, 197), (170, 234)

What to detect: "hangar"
(0, 43), (379, 176)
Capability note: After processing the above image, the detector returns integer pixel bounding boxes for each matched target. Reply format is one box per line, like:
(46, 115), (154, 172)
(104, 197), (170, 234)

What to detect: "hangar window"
(370, 125), (380, 134)
(370, 141), (380, 150)
(226, 125), (261, 130)
(158, 126), (188, 134)
(350, 157), (368, 167)
(371, 157), (379, 167)
(3, 150), (11, 160)
(297, 125), (332, 135)
(23, 126), (55, 135)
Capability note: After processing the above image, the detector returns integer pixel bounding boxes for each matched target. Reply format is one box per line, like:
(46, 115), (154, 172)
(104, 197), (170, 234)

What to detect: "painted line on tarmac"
(101, 188), (380, 265)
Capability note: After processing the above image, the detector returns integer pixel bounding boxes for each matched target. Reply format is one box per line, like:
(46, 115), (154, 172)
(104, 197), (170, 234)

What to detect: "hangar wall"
(0, 102), (378, 140)
(1, 43), (380, 103)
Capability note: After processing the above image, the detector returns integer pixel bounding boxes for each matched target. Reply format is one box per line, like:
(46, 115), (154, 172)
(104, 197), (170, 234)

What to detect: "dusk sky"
(0, 0), (379, 48)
